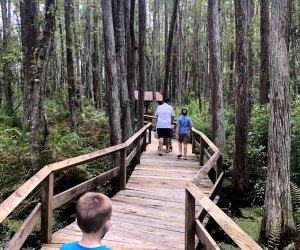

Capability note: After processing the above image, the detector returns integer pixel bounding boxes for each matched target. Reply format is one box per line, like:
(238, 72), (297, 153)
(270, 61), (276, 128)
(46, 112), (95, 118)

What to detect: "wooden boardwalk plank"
(41, 137), (213, 250)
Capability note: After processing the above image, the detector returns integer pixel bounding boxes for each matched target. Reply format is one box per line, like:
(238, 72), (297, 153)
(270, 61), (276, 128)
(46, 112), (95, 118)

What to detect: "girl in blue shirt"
(176, 109), (193, 160)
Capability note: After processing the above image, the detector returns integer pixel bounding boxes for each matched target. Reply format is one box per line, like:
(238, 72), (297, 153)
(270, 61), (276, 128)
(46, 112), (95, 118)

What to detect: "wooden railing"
(185, 127), (262, 250)
(0, 123), (152, 250)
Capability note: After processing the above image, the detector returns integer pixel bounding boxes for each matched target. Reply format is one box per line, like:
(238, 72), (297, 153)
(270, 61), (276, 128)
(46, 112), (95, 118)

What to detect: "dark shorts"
(179, 134), (190, 144)
(157, 128), (172, 139)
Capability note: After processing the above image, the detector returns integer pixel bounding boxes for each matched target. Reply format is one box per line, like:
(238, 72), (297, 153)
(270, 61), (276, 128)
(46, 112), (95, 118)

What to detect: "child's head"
(76, 192), (112, 235)
(181, 109), (188, 116)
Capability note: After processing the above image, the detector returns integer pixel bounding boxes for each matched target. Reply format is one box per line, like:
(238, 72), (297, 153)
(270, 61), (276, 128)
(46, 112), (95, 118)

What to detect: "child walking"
(176, 109), (193, 160)
(60, 192), (113, 250)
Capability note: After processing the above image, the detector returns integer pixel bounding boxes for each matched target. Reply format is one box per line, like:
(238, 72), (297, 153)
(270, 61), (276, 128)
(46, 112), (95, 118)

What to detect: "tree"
(150, 0), (158, 101)
(137, 0), (146, 129)
(1, 0), (13, 116)
(112, 0), (134, 140)
(261, 0), (296, 243)
(191, 0), (200, 109)
(163, 0), (179, 98)
(259, 0), (270, 105)
(125, 0), (136, 125)
(20, 0), (38, 124)
(233, 0), (249, 194)
(64, 0), (77, 131)
(208, 0), (226, 155)
(20, 0), (56, 169)
(102, 0), (122, 146)
(92, 0), (102, 110)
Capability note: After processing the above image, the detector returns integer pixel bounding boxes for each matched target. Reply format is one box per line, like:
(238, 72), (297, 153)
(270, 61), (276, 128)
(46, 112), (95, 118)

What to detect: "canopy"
(134, 91), (163, 102)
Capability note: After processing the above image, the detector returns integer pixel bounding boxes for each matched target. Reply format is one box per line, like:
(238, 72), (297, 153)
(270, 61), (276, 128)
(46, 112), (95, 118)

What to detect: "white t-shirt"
(155, 103), (175, 129)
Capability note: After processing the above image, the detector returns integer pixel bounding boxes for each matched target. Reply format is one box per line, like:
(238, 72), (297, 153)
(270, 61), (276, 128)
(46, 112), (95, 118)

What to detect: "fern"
(291, 182), (300, 235)
(267, 213), (281, 250)
(291, 182), (300, 212)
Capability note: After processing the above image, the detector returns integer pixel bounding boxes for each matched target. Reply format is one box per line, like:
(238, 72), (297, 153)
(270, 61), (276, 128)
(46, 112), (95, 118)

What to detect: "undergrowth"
(0, 104), (111, 249)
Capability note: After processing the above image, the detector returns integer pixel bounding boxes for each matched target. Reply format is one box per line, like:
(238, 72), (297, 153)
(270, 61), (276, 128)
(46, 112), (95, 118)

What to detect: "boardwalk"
(41, 138), (214, 250)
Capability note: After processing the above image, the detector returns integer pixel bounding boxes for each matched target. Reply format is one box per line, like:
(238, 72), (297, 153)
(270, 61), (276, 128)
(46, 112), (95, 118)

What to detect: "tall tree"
(102, 0), (122, 146)
(192, 0), (200, 108)
(20, 0), (55, 168)
(92, 0), (102, 110)
(163, 0), (179, 98)
(259, 0), (270, 105)
(208, 0), (226, 155)
(233, 0), (249, 194)
(124, 0), (136, 126)
(261, 0), (296, 243)
(114, 0), (134, 140)
(64, 0), (77, 131)
(137, 0), (146, 129)
(150, 0), (158, 100)
(1, 0), (13, 116)
(20, 0), (38, 123)
(84, 0), (94, 101)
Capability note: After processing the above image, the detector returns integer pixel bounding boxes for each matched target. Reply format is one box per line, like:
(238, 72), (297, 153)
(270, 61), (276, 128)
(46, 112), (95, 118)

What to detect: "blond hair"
(76, 192), (112, 233)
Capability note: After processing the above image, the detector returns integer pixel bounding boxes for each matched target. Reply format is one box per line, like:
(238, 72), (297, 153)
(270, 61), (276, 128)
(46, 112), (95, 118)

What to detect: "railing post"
(142, 131), (147, 151)
(192, 131), (195, 154)
(120, 148), (127, 190)
(185, 188), (195, 250)
(200, 137), (205, 166)
(216, 154), (223, 179)
(136, 135), (141, 164)
(41, 172), (54, 243)
(148, 123), (152, 144)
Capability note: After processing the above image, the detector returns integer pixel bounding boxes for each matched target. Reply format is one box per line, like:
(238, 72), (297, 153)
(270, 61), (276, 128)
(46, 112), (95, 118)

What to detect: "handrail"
(185, 129), (262, 250)
(0, 122), (152, 250)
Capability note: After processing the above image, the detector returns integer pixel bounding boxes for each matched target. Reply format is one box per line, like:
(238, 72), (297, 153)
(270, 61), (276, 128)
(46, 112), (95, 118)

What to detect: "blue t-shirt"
(60, 242), (112, 250)
(177, 116), (192, 135)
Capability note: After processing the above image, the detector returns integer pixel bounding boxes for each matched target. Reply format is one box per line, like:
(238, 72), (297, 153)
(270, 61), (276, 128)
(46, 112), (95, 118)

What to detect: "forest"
(0, 0), (300, 249)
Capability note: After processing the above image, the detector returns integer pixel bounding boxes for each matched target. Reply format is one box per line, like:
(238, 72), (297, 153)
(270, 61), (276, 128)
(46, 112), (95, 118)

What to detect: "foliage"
(247, 104), (269, 204)
(217, 207), (263, 249)
(267, 213), (281, 250)
(0, 102), (110, 247)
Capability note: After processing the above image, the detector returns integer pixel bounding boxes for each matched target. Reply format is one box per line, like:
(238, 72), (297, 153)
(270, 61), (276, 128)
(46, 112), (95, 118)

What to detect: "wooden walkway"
(41, 138), (214, 250)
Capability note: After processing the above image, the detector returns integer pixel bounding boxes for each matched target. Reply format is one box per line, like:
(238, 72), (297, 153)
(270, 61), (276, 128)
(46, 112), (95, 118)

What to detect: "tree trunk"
(259, 0), (270, 105)
(73, 1), (83, 112)
(20, 0), (38, 124)
(20, 0), (55, 169)
(102, 0), (122, 146)
(58, 22), (66, 92)
(233, 0), (249, 194)
(208, 0), (226, 155)
(163, 0), (179, 98)
(114, 0), (134, 140)
(125, 0), (136, 125)
(137, 0), (146, 129)
(92, 0), (101, 110)
(192, 0), (200, 103)
(85, 0), (94, 101)
(1, 0), (13, 116)
(248, 0), (254, 110)
(64, 0), (77, 131)
(150, 0), (158, 101)
(261, 0), (296, 243)
(164, 0), (168, 57)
